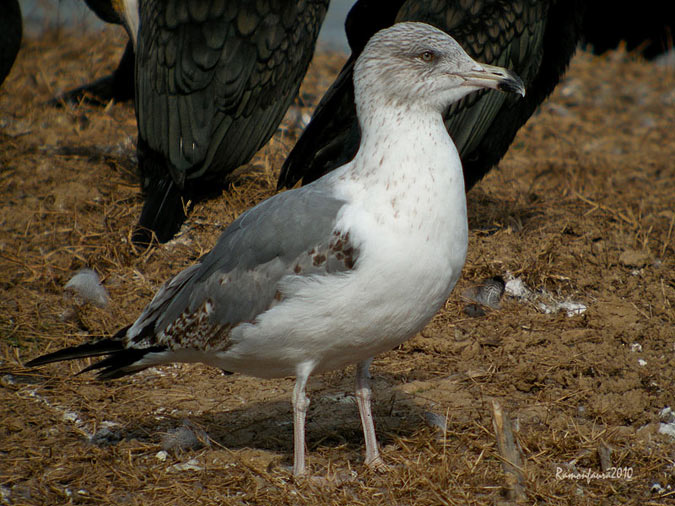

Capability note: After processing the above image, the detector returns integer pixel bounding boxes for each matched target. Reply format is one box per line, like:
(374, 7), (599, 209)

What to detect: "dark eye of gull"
(420, 50), (435, 63)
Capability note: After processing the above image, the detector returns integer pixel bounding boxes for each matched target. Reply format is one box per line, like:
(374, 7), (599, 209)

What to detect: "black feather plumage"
(25, 325), (168, 380)
(24, 339), (126, 368)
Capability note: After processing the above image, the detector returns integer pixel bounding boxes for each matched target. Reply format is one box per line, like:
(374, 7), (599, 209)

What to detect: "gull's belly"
(213, 224), (466, 378)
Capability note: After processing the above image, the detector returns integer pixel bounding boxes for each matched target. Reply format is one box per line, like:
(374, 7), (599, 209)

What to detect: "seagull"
(26, 22), (525, 476)
(277, 0), (585, 192)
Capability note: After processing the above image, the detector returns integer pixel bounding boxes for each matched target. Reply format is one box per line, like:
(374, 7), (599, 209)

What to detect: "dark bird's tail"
(25, 327), (167, 380)
(133, 176), (187, 247)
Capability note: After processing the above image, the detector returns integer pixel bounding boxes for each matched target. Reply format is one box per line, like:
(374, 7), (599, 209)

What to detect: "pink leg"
(355, 359), (385, 468)
(292, 373), (310, 476)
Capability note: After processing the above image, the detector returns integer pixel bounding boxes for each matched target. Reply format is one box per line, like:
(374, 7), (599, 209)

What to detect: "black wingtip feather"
(79, 346), (167, 379)
(25, 339), (126, 368)
(25, 325), (168, 380)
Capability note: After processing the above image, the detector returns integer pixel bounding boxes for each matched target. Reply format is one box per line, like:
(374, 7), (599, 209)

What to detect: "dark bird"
(132, 1), (326, 244)
(277, 0), (586, 192)
(55, 1), (329, 245)
(26, 22), (526, 475)
(135, 1), (330, 245)
(0, 0), (22, 87)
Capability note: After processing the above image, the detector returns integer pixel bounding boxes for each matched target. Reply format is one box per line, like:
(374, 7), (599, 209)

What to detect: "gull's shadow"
(92, 368), (439, 469)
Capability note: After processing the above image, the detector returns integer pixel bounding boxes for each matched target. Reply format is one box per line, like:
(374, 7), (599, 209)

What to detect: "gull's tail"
(25, 326), (167, 380)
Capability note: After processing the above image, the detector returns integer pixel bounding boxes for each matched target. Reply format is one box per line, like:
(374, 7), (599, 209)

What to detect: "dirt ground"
(1, 27), (673, 506)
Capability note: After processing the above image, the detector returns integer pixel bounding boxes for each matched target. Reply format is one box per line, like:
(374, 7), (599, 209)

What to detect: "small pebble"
(651, 483), (665, 494)
(424, 411), (448, 432)
(90, 427), (122, 447)
(463, 304), (485, 317)
(161, 421), (208, 452)
(659, 407), (673, 422)
(168, 458), (203, 473)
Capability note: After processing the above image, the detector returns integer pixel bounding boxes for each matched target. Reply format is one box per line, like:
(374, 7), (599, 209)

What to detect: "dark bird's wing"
(26, 183), (355, 379)
(134, 0), (329, 244)
(278, 0), (585, 191)
(0, 0), (22, 87)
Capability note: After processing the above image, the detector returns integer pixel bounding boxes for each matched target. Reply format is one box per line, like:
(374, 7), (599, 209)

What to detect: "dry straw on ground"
(1, 28), (674, 505)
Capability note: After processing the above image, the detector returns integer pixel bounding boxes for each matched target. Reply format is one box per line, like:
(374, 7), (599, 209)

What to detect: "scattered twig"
(491, 400), (526, 502)
(573, 192), (638, 228)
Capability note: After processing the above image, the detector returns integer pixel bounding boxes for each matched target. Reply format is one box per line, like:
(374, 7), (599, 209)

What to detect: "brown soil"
(1, 29), (674, 506)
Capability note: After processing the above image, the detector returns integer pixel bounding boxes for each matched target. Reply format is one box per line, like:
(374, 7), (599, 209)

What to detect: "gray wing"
(127, 182), (355, 349)
(135, 0), (329, 184)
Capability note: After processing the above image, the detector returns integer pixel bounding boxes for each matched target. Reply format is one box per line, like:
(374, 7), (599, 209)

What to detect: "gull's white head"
(354, 22), (525, 115)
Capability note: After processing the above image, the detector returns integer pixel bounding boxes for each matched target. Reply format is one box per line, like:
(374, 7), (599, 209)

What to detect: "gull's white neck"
(342, 98), (467, 243)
